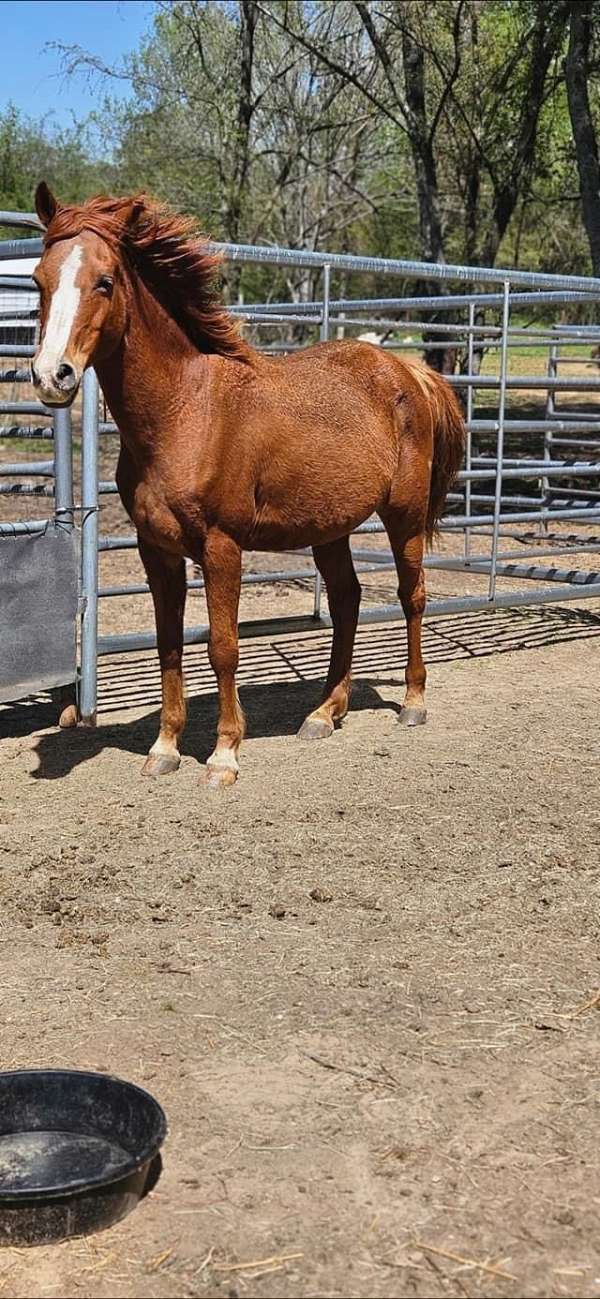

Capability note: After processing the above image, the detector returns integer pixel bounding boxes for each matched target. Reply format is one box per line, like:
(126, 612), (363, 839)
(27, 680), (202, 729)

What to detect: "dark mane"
(43, 194), (251, 362)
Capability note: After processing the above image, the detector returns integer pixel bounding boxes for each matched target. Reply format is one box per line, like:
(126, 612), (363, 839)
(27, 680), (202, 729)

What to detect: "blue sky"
(2, 1), (154, 127)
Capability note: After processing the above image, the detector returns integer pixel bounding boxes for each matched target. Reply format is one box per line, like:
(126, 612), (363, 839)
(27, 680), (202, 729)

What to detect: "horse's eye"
(96, 275), (114, 295)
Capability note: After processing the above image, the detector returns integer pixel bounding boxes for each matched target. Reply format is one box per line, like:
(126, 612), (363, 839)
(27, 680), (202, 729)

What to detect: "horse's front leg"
(200, 529), (244, 788)
(138, 538), (187, 777)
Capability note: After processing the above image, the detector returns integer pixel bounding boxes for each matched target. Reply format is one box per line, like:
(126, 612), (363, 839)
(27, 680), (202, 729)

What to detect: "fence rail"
(1, 211), (600, 714)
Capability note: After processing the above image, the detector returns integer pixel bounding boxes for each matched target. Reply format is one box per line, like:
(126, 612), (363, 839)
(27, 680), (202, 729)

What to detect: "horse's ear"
(35, 182), (58, 228)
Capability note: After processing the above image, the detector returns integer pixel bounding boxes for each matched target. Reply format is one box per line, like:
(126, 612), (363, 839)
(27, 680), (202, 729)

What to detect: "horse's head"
(31, 183), (134, 406)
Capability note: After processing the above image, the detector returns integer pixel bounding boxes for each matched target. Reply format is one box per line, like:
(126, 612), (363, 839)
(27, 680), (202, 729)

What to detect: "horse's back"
(270, 339), (440, 429)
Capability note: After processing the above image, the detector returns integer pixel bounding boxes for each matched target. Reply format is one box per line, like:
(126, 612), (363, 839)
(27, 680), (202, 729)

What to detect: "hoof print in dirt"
(309, 887), (333, 903)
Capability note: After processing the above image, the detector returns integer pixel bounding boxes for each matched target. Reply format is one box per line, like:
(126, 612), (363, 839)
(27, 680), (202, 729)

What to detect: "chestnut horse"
(32, 183), (464, 787)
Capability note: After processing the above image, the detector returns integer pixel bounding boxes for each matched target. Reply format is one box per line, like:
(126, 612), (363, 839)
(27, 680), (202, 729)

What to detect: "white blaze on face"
(36, 243), (83, 376)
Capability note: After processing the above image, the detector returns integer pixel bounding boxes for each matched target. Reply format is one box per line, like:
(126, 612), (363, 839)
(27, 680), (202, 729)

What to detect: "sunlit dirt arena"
(1, 523), (600, 1298)
(2, 0), (600, 1278)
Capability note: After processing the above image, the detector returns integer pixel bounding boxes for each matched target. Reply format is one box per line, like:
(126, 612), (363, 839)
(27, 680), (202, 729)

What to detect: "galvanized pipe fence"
(1, 210), (600, 718)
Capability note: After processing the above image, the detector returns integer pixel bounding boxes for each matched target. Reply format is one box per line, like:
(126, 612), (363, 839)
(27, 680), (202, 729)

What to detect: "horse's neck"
(95, 281), (203, 455)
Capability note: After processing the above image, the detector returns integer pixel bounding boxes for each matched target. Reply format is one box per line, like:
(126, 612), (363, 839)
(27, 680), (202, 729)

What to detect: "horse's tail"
(420, 365), (465, 544)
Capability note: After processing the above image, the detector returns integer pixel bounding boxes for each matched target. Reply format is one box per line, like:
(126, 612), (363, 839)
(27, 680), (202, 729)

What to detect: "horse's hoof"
(54, 685), (78, 728)
(297, 716), (334, 741)
(58, 703), (79, 729)
(202, 765), (238, 789)
(397, 707), (427, 727)
(142, 752), (181, 777)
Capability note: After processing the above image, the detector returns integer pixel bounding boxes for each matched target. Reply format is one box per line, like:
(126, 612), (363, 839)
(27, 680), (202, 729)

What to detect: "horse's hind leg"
(298, 536), (361, 740)
(381, 512), (428, 726)
(138, 538), (187, 776)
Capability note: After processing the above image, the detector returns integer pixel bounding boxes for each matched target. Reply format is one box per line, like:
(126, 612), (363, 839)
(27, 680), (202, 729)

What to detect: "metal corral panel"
(0, 526), (78, 702)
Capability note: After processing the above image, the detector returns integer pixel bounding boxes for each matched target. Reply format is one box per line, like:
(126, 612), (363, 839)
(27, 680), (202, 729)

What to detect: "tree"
(0, 104), (113, 234)
(56, 2), (388, 317)
(44, 0), (599, 340)
(565, 0), (600, 276)
(266, 1), (572, 367)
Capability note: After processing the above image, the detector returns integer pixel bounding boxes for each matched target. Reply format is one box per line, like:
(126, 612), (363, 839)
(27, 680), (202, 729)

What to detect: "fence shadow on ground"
(2, 602), (599, 780)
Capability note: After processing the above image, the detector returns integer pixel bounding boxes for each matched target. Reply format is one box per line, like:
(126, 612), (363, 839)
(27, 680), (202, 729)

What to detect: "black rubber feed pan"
(0, 1069), (166, 1246)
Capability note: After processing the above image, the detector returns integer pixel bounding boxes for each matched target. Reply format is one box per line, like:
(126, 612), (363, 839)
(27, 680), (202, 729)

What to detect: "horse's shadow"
(4, 601), (600, 781)
(26, 678), (399, 781)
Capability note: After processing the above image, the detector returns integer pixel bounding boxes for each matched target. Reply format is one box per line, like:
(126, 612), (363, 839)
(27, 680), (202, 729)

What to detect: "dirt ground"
(1, 561), (600, 1299)
(2, 361), (600, 1298)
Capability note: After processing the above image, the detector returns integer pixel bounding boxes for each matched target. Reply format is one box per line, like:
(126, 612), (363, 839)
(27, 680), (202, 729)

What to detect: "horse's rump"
(402, 359), (465, 540)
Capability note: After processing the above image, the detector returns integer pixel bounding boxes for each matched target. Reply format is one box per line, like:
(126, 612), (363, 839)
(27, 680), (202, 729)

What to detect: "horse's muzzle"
(31, 359), (81, 407)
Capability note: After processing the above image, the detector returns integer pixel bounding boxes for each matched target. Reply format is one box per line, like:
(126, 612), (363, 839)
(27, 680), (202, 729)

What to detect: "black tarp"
(0, 526), (78, 702)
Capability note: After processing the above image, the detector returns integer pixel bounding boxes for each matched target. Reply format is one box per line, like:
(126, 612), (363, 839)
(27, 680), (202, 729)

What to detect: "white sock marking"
(150, 736), (179, 758)
(207, 747), (239, 774)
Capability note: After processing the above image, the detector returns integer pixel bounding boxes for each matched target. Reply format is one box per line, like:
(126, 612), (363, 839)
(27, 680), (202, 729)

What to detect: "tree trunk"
(481, 5), (566, 267)
(401, 31), (444, 263)
(566, 1), (600, 276)
(401, 28), (456, 373)
(222, 0), (258, 301)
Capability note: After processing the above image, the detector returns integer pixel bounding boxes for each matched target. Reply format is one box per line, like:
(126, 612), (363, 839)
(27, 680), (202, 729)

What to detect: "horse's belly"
(247, 487), (381, 551)
(245, 413), (395, 551)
